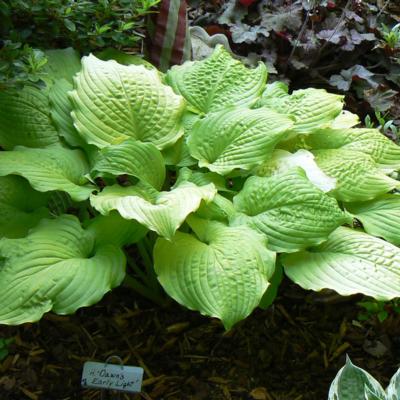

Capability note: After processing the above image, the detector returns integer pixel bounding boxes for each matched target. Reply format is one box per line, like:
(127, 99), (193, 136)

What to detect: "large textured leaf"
(86, 212), (147, 247)
(304, 128), (400, 171)
(154, 216), (275, 329)
(345, 195), (400, 245)
(253, 149), (336, 193)
(0, 86), (59, 150)
(232, 169), (350, 252)
(0, 215), (125, 325)
(283, 227), (400, 300)
(49, 78), (87, 148)
(188, 107), (293, 174)
(0, 176), (50, 238)
(258, 88), (343, 134)
(313, 149), (399, 202)
(70, 55), (185, 149)
(166, 45), (267, 114)
(90, 182), (216, 239)
(0, 145), (94, 201)
(91, 139), (165, 190)
(328, 356), (386, 400)
(43, 47), (81, 84)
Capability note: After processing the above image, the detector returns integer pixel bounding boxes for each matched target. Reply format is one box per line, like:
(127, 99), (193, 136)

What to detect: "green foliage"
(380, 23), (400, 50)
(0, 0), (160, 88)
(329, 356), (400, 400)
(1, 46), (400, 329)
(357, 299), (400, 323)
(0, 338), (13, 361)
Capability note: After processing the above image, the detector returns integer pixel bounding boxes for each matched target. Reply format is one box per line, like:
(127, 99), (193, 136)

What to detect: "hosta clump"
(1, 45), (400, 329)
(329, 356), (400, 400)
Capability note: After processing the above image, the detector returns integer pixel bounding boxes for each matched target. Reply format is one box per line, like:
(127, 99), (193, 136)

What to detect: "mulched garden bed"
(1, 279), (399, 400)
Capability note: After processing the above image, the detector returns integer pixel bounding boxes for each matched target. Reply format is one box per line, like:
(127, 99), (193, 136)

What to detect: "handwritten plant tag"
(81, 361), (143, 393)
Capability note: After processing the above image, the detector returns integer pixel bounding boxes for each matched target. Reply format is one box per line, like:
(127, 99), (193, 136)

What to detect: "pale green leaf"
(0, 176), (50, 238)
(154, 216), (275, 329)
(313, 149), (399, 202)
(43, 47), (81, 85)
(305, 128), (400, 171)
(345, 195), (400, 245)
(91, 139), (166, 190)
(49, 78), (87, 148)
(166, 45), (267, 114)
(90, 182), (216, 239)
(188, 107), (293, 174)
(283, 227), (400, 300)
(96, 48), (157, 70)
(253, 149), (336, 193)
(0, 145), (94, 201)
(86, 211), (147, 247)
(0, 215), (125, 325)
(70, 54), (185, 149)
(232, 169), (350, 252)
(259, 88), (344, 134)
(331, 110), (360, 129)
(0, 86), (59, 150)
(328, 356), (386, 400)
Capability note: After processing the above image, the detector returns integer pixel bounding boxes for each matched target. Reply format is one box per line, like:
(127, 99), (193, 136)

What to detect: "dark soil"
(1, 279), (399, 400)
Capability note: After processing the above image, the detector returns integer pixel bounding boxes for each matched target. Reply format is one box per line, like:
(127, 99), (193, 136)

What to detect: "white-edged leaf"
(188, 107), (293, 174)
(283, 227), (400, 300)
(154, 216), (276, 330)
(0, 215), (125, 325)
(386, 367), (400, 400)
(0, 176), (50, 238)
(232, 168), (350, 252)
(328, 356), (386, 400)
(345, 195), (400, 245)
(91, 139), (165, 190)
(90, 182), (217, 239)
(313, 149), (399, 202)
(0, 145), (94, 201)
(70, 54), (185, 149)
(0, 86), (59, 150)
(166, 45), (267, 114)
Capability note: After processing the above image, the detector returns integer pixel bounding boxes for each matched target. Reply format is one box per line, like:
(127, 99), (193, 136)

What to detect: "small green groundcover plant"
(329, 356), (400, 400)
(0, 45), (400, 329)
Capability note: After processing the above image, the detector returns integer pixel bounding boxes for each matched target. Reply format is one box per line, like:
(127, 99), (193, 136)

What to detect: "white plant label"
(81, 361), (143, 393)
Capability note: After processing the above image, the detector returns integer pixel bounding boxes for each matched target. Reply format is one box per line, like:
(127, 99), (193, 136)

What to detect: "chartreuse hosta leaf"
(0, 86), (60, 150)
(0, 176), (50, 238)
(258, 87), (344, 134)
(0, 215), (126, 325)
(43, 47), (81, 84)
(345, 195), (400, 245)
(166, 45), (267, 114)
(86, 212), (147, 248)
(90, 182), (216, 239)
(313, 149), (399, 202)
(49, 78), (87, 148)
(304, 128), (400, 171)
(232, 168), (350, 252)
(0, 145), (94, 201)
(328, 356), (386, 400)
(70, 54), (185, 149)
(253, 149), (336, 193)
(154, 216), (276, 330)
(283, 227), (400, 300)
(91, 139), (165, 190)
(188, 107), (293, 174)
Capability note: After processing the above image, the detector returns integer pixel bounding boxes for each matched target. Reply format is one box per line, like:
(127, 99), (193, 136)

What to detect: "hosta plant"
(1, 45), (400, 329)
(329, 356), (400, 400)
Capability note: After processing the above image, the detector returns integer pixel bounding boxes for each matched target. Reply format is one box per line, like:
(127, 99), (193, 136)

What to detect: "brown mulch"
(1, 280), (400, 400)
